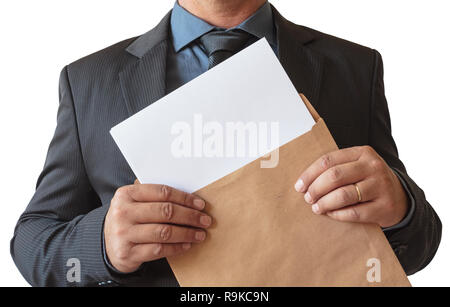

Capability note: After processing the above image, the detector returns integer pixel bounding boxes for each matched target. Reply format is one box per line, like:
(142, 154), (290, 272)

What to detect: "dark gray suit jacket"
(11, 7), (441, 286)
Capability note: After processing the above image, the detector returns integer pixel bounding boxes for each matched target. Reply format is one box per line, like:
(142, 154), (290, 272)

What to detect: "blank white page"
(110, 38), (315, 192)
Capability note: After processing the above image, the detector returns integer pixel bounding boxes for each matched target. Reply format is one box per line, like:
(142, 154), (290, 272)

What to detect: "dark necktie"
(199, 29), (253, 69)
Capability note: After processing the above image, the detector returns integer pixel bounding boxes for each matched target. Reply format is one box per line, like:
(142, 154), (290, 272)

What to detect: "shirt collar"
(234, 2), (276, 47)
(170, 1), (276, 53)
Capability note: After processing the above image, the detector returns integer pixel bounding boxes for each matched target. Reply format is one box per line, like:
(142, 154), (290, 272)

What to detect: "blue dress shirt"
(166, 1), (277, 94)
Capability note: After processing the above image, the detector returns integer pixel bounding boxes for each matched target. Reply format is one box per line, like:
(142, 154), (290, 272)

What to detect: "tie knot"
(200, 29), (252, 56)
(199, 29), (253, 68)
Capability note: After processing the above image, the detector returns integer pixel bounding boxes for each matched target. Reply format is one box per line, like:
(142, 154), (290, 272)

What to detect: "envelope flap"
(300, 93), (320, 122)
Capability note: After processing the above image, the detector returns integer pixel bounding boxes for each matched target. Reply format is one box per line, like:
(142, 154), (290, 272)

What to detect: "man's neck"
(178, 0), (267, 29)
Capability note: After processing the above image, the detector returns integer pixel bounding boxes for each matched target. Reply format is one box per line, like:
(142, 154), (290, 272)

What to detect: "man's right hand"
(104, 183), (212, 273)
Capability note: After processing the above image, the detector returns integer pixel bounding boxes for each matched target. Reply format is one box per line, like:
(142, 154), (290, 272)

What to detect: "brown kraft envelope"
(167, 94), (411, 287)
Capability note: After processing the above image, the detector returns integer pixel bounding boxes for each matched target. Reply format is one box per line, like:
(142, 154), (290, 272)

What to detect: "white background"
(0, 0), (448, 287)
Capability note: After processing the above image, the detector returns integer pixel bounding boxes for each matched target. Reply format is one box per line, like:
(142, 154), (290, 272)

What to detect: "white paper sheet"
(110, 38), (315, 193)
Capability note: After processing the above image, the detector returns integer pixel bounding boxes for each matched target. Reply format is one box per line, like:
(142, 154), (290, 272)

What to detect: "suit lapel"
(119, 12), (171, 116)
(272, 6), (324, 108)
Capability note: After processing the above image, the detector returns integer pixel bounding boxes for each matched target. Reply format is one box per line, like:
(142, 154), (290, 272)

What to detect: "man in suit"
(11, 0), (441, 286)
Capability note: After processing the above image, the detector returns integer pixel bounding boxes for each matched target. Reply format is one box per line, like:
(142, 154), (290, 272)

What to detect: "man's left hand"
(294, 145), (408, 228)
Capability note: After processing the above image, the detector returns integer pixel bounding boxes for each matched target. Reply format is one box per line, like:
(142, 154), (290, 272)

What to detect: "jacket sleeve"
(10, 66), (117, 286)
(368, 50), (442, 275)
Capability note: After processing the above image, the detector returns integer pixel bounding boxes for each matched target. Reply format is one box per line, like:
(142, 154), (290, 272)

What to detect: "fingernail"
(193, 198), (205, 210)
(294, 179), (304, 192)
(304, 192), (312, 204)
(312, 204), (320, 214)
(182, 243), (191, 250)
(195, 231), (206, 241)
(200, 215), (212, 226)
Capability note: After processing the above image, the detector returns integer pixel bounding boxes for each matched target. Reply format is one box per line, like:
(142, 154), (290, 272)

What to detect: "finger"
(128, 184), (205, 210)
(131, 202), (213, 228)
(113, 185), (135, 202)
(312, 179), (375, 214)
(130, 242), (192, 263)
(134, 179), (140, 184)
(326, 201), (379, 224)
(129, 224), (206, 244)
(295, 147), (363, 193)
(304, 161), (369, 204)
